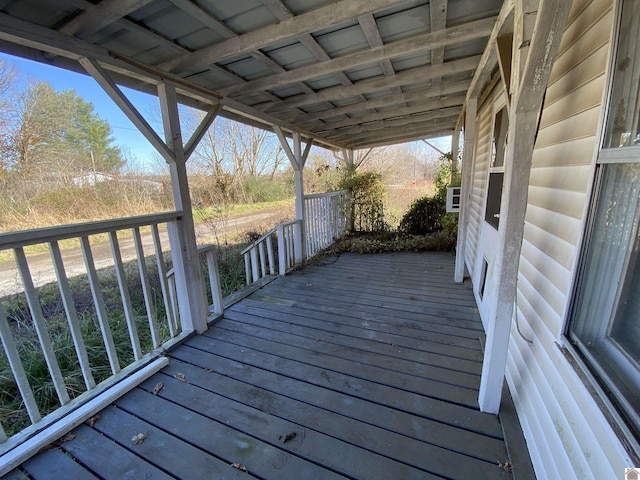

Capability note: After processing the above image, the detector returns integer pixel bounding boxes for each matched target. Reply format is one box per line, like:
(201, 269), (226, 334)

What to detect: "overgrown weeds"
(319, 231), (456, 257)
(0, 240), (250, 438)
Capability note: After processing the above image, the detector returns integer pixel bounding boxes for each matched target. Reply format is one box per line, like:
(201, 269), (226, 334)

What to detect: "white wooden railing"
(241, 219), (302, 285)
(166, 244), (223, 323)
(241, 191), (350, 287)
(304, 190), (349, 258)
(0, 211), (220, 450)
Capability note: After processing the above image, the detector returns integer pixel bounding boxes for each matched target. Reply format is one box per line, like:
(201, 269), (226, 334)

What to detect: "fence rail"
(304, 190), (349, 258)
(241, 220), (302, 285)
(241, 191), (350, 288)
(0, 211), (211, 450)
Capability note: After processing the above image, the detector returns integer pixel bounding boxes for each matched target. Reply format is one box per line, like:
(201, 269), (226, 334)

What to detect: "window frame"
(563, 0), (640, 461)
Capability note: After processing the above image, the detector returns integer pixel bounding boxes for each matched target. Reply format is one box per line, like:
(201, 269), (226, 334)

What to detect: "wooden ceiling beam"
(0, 12), (346, 151)
(291, 79), (471, 123)
(59, 0), (153, 37)
(167, 0), (317, 101)
(327, 115), (458, 142)
(352, 129), (452, 149)
(262, 55), (481, 113)
(220, 17), (494, 97)
(429, 0), (448, 86)
(346, 122), (456, 148)
(158, 0), (411, 73)
(258, 0), (367, 102)
(357, 13), (401, 97)
(310, 97), (464, 132)
(323, 111), (460, 139)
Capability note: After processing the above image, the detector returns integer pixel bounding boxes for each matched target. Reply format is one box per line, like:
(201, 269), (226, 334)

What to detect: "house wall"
(464, 85), (496, 279)
(464, 0), (637, 477)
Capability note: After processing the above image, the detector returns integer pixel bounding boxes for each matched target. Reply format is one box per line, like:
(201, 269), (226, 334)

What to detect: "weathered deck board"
(5, 252), (523, 479)
(22, 449), (99, 480)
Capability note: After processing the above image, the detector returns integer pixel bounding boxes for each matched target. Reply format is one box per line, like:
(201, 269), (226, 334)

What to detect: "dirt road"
(0, 206), (293, 296)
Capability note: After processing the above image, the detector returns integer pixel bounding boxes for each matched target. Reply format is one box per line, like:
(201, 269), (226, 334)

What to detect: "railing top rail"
(0, 211), (182, 250)
(240, 219), (300, 256)
(303, 190), (349, 200)
(196, 244), (216, 254)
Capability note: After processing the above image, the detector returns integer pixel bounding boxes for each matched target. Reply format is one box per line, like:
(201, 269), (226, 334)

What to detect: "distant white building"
(71, 172), (115, 187)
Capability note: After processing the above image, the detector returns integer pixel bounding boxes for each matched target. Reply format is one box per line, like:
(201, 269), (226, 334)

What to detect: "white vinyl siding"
(502, 0), (635, 477)
(464, 87), (501, 277)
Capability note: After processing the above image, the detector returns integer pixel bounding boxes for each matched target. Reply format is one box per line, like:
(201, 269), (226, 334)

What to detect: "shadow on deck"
(6, 252), (533, 480)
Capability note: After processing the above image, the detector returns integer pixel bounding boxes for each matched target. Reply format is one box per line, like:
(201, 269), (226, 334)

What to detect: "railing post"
(293, 167), (305, 264)
(250, 247), (259, 283)
(200, 246), (223, 317)
(274, 128), (313, 265)
(277, 223), (286, 275)
(159, 83), (208, 334)
(266, 235), (275, 275)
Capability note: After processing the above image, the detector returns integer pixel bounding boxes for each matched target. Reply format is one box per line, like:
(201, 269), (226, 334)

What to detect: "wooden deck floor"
(6, 252), (531, 480)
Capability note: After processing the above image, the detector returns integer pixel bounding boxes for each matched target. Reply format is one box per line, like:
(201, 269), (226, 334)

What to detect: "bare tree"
(183, 109), (289, 203)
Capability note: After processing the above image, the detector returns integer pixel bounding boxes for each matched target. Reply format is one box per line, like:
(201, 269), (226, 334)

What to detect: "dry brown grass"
(385, 180), (435, 229)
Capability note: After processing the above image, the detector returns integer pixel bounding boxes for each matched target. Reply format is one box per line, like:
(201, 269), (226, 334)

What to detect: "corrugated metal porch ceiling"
(0, 0), (501, 149)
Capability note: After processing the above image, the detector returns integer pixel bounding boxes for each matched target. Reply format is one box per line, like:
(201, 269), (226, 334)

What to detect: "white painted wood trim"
(50, 240), (98, 388)
(159, 81), (210, 334)
(478, 0), (574, 414)
(455, 98), (477, 282)
(132, 227), (161, 348)
(184, 104), (219, 161)
(196, 244), (224, 316)
(80, 57), (174, 162)
(108, 231), (143, 360)
(151, 224), (177, 337)
(0, 303), (41, 424)
(0, 357), (169, 477)
(80, 237), (121, 374)
(14, 247), (71, 405)
(0, 211), (181, 250)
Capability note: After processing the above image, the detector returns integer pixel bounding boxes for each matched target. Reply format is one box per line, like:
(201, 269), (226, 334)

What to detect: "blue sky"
(1, 53), (161, 171)
(1, 52), (453, 173)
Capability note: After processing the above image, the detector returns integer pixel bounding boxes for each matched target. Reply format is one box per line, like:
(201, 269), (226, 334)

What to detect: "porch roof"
(4, 252), (533, 479)
(0, 0), (502, 150)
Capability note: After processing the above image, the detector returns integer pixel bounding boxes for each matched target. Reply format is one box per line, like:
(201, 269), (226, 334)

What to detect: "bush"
(398, 196), (445, 236)
(243, 175), (294, 203)
(338, 171), (387, 232)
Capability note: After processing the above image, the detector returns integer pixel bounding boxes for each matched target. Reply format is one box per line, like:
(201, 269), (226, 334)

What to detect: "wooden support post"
(478, 0), (572, 414)
(342, 148), (355, 172)
(341, 149), (355, 231)
(451, 126), (461, 177)
(158, 82), (209, 334)
(81, 59), (220, 333)
(274, 127), (312, 263)
(454, 99), (477, 283)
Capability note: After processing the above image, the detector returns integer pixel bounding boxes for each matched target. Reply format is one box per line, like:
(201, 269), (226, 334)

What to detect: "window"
(485, 106), (508, 229)
(568, 0), (640, 439)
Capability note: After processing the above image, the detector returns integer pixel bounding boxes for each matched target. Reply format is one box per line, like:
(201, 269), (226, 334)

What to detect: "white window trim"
(559, 0), (640, 463)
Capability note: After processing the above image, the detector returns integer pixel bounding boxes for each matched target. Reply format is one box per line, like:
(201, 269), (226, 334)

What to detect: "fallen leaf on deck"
(231, 463), (248, 472)
(39, 432), (76, 452)
(174, 373), (188, 383)
(131, 432), (147, 445)
(282, 432), (297, 443)
(85, 415), (100, 427)
(152, 382), (163, 395)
